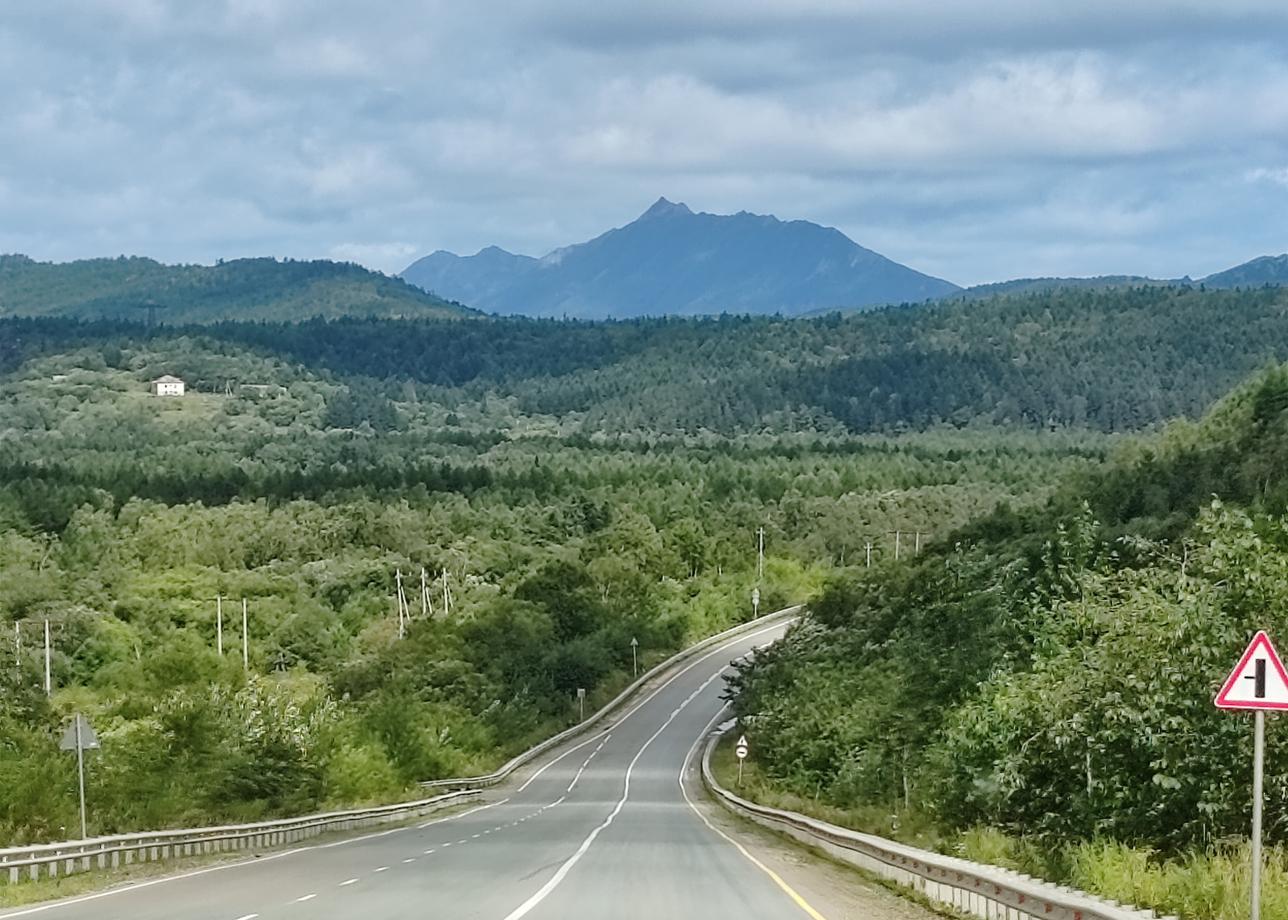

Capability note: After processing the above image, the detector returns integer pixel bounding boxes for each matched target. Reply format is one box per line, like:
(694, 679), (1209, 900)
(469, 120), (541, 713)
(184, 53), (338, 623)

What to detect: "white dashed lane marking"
(373, 866), (389, 873)
(295, 894), (317, 903)
(340, 878), (358, 886)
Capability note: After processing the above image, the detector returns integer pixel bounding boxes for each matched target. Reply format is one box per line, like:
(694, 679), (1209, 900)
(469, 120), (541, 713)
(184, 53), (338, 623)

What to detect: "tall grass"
(716, 735), (1288, 920)
(1065, 840), (1288, 920)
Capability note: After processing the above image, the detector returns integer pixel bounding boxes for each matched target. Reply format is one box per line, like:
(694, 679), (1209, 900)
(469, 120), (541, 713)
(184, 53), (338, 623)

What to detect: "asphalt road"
(0, 620), (849, 920)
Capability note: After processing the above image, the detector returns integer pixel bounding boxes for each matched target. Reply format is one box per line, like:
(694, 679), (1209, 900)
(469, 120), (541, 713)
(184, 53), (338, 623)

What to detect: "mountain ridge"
(401, 198), (961, 319)
(0, 254), (472, 323)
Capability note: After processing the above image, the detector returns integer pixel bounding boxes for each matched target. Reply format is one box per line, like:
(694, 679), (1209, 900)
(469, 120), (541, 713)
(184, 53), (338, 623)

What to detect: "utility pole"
(631, 637), (639, 678)
(44, 619), (51, 697)
(914, 531), (927, 554)
(865, 541), (873, 568)
(442, 569), (452, 615)
(756, 527), (765, 581)
(14, 621), (20, 666)
(395, 569), (407, 639)
(889, 530), (902, 562)
(241, 599), (249, 671)
(420, 567), (431, 618)
(216, 595), (224, 656)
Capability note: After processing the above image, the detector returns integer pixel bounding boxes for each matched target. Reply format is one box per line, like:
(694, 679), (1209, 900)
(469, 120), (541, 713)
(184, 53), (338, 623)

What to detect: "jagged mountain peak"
(401, 200), (960, 319)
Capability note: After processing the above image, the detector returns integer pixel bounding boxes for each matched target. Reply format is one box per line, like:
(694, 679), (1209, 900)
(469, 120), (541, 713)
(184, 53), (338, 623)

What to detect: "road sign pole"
(75, 714), (88, 840)
(738, 757), (743, 785)
(1253, 708), (1265, 920)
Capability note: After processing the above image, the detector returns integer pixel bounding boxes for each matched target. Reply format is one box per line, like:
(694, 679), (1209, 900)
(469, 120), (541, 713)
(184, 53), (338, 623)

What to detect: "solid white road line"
(499, 666), (729, 920)
(418, 798), (507, 828)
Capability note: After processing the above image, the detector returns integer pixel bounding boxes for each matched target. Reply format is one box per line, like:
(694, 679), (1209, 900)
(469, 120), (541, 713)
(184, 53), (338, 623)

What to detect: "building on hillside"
(150, 375), (186, 397)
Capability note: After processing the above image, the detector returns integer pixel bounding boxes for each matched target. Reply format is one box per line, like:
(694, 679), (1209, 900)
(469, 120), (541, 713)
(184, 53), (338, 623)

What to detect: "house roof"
(152, 375), (184, 384)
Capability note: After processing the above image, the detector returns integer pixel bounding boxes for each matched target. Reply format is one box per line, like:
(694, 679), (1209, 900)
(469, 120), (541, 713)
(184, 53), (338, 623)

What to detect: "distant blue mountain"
(1201, 254), (1288, 289)
(401, 198), (960, 319)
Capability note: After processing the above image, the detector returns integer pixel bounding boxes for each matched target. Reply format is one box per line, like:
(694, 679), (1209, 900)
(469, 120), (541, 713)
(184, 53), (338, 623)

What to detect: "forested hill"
(729, 363), (1288, 885)
(0, 254), (472, 323)
(88, 282), (1288, 435)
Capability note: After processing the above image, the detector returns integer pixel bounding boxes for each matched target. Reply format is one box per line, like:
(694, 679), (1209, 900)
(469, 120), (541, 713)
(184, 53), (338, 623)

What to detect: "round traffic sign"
(735, 744), (748, 759)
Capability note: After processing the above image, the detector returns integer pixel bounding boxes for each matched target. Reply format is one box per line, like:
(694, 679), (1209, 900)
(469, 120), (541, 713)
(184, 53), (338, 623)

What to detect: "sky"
(2, 1), (1288, 286)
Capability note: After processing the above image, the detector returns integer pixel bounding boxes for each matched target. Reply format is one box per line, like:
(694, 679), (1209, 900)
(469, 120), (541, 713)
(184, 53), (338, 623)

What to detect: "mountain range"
(401, 198), (960, 319)
(403, 199), (1288, 319)
(2, 206), (1285, 324)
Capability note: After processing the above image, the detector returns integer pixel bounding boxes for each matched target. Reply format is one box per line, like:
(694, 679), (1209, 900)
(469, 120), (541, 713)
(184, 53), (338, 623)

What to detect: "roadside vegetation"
(729, 364), (1288, 920)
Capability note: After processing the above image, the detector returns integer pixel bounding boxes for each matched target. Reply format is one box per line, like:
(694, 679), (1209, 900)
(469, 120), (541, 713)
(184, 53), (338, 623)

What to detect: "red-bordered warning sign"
(1215, 631), (1288, 710)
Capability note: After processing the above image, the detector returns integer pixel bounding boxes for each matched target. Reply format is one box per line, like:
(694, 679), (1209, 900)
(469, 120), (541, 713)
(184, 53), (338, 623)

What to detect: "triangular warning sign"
(1215, 631), (1288, 710)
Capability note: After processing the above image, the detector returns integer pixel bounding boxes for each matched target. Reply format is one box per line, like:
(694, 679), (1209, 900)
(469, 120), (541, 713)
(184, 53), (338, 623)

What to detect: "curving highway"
(0, 620), (915, 920)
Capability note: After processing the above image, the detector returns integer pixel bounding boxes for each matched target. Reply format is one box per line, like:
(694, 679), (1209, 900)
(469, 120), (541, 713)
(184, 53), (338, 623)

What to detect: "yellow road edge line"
(679, 712), (831, 920)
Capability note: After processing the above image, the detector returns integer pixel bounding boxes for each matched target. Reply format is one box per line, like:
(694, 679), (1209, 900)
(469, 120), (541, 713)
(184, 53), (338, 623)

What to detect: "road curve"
(1, 621), (807, 920)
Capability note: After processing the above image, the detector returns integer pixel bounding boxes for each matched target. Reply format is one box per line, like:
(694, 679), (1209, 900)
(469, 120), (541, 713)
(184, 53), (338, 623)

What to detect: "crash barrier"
(702, 724), (1175, 920)
(0, 790), (477, 885)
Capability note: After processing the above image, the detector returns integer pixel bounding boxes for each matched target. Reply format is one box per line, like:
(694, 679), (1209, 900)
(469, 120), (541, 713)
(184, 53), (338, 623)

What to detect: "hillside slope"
(401, 198), (959, 318)
(730, 364), (1288, 867)
(0, 254), (472, 323)
(193, 283), (1288, 435)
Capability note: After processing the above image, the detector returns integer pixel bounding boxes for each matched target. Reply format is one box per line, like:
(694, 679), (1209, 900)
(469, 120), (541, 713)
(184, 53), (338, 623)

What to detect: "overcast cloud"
(2, 1), (1287, 285)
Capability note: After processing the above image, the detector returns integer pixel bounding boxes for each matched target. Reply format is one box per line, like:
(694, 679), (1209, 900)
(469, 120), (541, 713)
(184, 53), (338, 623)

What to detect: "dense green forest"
(0, 328), (1100, 846)
(0, 255), (470, 323)
(8, 282), (1287, 436)
(729, 364), (1288, 918)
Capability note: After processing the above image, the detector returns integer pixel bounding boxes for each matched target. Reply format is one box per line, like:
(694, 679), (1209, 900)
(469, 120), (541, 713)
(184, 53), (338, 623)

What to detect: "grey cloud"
(0, 1), (1286, 283)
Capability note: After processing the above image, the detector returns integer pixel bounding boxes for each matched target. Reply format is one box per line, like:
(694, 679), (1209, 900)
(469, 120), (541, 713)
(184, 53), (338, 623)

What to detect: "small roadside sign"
(751, 588), (761, 615)
(735, 735), (749, 759)
(59, 713), (99, 751)
(59, 713), (98, 839)
(1215, 631), (1288, 710)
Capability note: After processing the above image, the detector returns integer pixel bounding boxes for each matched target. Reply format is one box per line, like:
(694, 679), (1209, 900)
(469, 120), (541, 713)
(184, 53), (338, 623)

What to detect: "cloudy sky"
(3, 1), (1288, 286)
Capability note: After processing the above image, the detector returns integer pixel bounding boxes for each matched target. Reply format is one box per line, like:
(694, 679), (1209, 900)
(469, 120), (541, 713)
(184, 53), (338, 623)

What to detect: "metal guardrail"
(701, 724), (1175, 920)
(421, 605), (800, 791)
(0, 607), (797, 887)
(0, 790), (478, 885)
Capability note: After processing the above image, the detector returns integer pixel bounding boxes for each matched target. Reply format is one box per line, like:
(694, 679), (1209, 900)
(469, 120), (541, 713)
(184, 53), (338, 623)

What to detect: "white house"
(150, 375), (186, 397)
